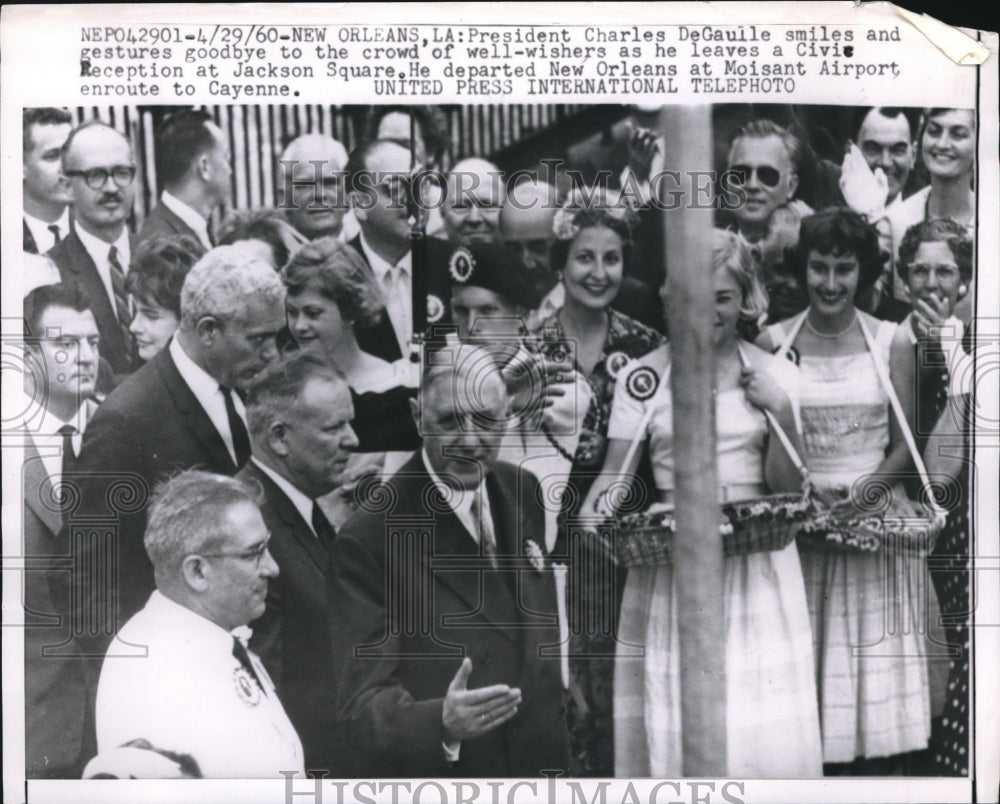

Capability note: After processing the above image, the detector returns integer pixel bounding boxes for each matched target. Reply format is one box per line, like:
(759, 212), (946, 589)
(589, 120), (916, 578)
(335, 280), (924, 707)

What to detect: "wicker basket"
(614, 492), (814, 568)
(797, 495), (945, 557)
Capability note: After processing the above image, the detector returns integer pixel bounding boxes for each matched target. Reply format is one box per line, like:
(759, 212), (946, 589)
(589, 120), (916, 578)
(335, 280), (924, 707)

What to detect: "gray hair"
(245, 351), (345, 442)
(179, 245), (286, 328)
(144, 470), (261, 576)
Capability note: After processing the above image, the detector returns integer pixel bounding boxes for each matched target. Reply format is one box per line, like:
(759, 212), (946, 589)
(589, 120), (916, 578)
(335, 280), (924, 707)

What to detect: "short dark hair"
(852, 107), (919, 141)
(155, 110), (216, 187)
(897, 218), (973, 282)
(548, 208), (634, 277)
(791, 207), (886, 294)
(217, 208), (294, 270)
(344, 139), (408, 196)
(126, 234), (206, 316)
(23, 283), (93, 339)
(22, 107), (72, 157)
(245, 350), (344, 440)
(361, 105), (451, 166)
(281, 236), (384, 329)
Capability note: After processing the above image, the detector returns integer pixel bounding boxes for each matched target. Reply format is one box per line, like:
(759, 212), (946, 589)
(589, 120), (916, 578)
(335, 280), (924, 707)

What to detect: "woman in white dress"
(757, 207), (930, 772)
(583, 228), (823, 778)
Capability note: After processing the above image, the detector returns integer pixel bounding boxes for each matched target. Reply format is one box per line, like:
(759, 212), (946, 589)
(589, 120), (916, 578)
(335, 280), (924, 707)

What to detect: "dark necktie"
(311, 504), (336, 552)
(58, 423), (77, 476)
(48, 224), (62, 244)
(220, 385), (252, 467)
(232, 637), (267, 696)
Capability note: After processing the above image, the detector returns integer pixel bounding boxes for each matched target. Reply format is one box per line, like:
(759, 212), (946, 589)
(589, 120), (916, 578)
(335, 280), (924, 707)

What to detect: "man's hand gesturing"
(442, 658), (521, 743)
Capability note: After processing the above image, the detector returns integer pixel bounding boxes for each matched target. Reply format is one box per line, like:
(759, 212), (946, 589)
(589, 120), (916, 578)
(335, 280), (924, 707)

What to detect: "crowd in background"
(18, 102), (976, 780)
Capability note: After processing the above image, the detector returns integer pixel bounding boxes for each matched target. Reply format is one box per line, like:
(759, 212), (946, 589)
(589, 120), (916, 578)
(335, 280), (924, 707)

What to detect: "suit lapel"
(23, 219), (39, 254)
(348, 236), (404, 362)
(250, 464), (328, 572)
(22, 439), (63, 536)
(156, 348), (238, 474)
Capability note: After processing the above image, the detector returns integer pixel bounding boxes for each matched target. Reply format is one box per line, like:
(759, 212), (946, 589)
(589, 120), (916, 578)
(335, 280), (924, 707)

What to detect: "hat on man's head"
(447, 242), (543, 310)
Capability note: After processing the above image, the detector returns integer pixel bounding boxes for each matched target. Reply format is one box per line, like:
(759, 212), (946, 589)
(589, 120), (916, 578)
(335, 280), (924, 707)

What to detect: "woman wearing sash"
(584, 228), (822, 777)
(757, 207), (931, 772)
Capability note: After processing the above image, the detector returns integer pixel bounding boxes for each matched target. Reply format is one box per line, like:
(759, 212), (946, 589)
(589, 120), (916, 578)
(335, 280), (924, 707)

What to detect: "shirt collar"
(251, 457), (317, 534)
(24, 208), (70, 238)
(160, 191), (211, 247)
(75, 222), (130, 267)
(169, 336), (224, 406)
(144, 590), (241, 652)
(359, 231), (411, 284)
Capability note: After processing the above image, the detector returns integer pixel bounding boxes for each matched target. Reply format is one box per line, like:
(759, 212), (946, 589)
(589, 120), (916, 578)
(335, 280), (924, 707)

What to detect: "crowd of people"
(18, 103), (976, 780)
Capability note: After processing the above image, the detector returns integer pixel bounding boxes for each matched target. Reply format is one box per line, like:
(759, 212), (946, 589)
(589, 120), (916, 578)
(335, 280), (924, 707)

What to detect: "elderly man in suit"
(71, 245), (286, 663)
(22, 108), (73, 255)
(344, 139), (453, 362)
(138, 110), (231, 252)
(328, 344), (569, 777)
(94, 470), (304, 778)
(238, 352), (358, 774)
(19, 283), (102, 778)
(279, 133), (354, 243)
(442, 157), (505, 247)
(48, 121), (138, 376)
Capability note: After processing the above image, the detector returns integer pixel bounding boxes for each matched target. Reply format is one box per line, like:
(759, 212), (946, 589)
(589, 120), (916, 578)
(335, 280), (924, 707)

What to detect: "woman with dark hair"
(126, 233), (205, 361)
(534, 201), (665, 776)
(282, 237), (420, 459)
(888, 108), (976, 321)
(217, 208), (306, 271)
(757, 207), (931, 773)
(584, 228), (822, 777)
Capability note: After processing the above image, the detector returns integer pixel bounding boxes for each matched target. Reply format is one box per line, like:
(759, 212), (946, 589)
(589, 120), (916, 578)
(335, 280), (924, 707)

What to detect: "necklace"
(805, 309), (858, 339)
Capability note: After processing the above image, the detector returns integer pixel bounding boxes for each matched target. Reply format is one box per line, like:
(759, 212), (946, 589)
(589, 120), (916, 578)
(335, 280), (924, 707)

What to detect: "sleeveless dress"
(611, 343), (823, 777)
(768, 316), (933, 763)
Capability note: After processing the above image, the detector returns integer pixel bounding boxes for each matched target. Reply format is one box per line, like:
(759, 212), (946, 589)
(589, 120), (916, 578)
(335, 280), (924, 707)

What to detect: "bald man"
(443, 157), (505, 246)
(280, 133), (353, 242)
(49, 122), (139, 375)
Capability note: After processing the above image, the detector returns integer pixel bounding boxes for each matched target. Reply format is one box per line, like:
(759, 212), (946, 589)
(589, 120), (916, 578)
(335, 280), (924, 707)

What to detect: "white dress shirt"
(359, 232), (412, 356)
(24, 208), (71, 254)
(16, 390), (89, 482)
(96, 590), (304, 778)
(75, 224), (131, 319)
(251, 457), (319, 537)
(169, 337), (246, 465)
(160, 191), (213, 251)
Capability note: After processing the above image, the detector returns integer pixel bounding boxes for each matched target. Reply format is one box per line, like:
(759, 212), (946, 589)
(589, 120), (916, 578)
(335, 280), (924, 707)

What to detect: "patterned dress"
(536, 308), (665, 777)
(769, 315), (934, 763)
(611, 343), (823, 777)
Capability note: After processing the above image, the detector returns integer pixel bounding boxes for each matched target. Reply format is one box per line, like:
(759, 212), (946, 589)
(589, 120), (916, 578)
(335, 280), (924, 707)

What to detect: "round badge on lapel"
(625, 366), (659, 402)
(233, 667), (261, 707)
(427, 294), (445, 323)
(605, 351), (628, 380)
(448, 247), (475, 283)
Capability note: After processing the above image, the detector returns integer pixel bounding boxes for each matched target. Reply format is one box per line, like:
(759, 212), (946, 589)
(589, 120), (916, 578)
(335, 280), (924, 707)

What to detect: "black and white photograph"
(2, 5), (997, 804)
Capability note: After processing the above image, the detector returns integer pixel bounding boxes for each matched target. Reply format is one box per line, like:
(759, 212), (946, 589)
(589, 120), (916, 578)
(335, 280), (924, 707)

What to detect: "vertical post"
(409, 112), (428, 340)
(661, 105), (727, 776)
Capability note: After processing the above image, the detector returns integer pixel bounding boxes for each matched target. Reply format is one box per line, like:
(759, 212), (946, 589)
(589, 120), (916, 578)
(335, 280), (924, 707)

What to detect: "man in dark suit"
(137, 110), (230, 252)
(23, 108), (73, 255)
(48, 122), (138, 376)
(328, 345), (569, 777)
(20, 284), (102, 778)
(71, 244), (286, 661)
(344, 139), (453, 362)
(238, 352), (358, 774)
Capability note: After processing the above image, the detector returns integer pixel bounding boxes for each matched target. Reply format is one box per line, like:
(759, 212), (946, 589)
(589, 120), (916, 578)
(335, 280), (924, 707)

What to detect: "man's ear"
(787, 170), (799, 201)
(409, 396), (421, 431)
(349, 190), (368, 224)
(195, 315), (220, 346)
(180, 554), (211, 593)
(266, 421), (289, 457)
(196, 152), (212, 183)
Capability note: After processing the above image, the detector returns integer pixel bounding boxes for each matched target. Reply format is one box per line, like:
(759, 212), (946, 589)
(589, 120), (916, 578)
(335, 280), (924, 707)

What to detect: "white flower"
(552, 207), (579, 241)
(525, 539), (545, 572)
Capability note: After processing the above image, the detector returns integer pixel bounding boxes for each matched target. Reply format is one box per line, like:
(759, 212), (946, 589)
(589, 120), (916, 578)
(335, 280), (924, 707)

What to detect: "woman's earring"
(958, 284), (968, 298)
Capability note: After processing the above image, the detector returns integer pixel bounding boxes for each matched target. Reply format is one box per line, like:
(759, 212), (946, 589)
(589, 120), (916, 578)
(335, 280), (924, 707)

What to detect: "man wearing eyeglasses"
(48, 121), (139, 377)
(344, 139), (454, 362)
(724, 119), (813, 325)
(237, 352), (358, 775)
(94, 470), (305, 778)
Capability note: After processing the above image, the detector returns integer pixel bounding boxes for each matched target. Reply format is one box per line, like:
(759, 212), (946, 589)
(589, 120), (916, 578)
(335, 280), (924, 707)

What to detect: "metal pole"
(661, 104), (727, 776)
